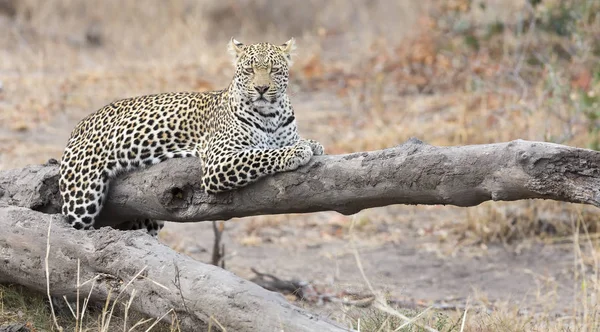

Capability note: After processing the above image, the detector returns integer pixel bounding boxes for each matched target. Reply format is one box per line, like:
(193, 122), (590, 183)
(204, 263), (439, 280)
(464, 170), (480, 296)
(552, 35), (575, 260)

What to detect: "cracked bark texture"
(1, 138), (599, 331)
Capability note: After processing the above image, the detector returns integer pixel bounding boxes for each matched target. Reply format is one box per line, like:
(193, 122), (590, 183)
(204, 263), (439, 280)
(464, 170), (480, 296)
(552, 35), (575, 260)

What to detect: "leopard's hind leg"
(117, 219), (165, 236)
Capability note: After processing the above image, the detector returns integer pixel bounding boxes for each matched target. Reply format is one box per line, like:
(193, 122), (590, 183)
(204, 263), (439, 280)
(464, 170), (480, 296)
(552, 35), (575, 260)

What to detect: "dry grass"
(0, 216), (179, 331)
(2, 0), (600, 330)
(1, 214), (181, 331)
(0, 283), (180, 331)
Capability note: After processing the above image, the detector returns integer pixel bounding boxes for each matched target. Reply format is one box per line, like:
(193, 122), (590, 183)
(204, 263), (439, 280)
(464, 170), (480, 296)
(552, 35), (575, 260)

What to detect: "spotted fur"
(59, 38), (324, 234)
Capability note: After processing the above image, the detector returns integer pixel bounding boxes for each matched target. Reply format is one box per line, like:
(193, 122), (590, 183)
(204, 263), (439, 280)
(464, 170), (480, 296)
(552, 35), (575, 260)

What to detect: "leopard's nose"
(254, 85), (269, 95)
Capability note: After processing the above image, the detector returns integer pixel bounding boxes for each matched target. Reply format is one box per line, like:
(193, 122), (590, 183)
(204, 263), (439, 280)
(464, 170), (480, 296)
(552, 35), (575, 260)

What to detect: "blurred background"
(1, 0), (600, 330)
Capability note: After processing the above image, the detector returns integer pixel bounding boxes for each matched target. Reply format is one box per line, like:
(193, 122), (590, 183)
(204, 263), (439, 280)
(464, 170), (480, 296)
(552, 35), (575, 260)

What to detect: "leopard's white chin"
(253, 99), (270, 107)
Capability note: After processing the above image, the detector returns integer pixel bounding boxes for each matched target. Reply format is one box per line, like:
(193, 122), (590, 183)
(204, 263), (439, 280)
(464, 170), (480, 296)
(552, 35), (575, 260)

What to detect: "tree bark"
(1, 138), (599, 331)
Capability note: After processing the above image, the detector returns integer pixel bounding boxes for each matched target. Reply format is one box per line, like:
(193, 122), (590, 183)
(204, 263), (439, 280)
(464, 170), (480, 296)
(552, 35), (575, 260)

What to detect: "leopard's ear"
(228, 37), (244, 63)
(279, 38), (296, 65)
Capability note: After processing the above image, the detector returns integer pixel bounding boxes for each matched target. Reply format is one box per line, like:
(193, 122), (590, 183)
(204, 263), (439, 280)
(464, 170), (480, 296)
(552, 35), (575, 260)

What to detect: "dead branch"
(211, 221), (225, 268)
(250, 268), (307, 299)
(1, 139), (598, 228)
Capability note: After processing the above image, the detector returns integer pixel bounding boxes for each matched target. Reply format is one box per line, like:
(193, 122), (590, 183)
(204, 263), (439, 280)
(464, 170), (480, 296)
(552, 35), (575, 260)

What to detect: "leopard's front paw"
(299, 139), (325, 156)
(285, 143), (313, 171)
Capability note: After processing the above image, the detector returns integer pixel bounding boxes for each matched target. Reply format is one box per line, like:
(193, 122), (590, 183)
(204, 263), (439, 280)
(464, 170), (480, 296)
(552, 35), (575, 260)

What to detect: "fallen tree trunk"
(1, 138), (599, 331)
(0, 206), (350, 332)
(1, 139), (598, 227)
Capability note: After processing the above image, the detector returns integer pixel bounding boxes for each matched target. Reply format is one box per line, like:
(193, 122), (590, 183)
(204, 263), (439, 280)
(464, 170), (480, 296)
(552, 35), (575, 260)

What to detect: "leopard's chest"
(239, 106), (294, 149)
(247, 126), (286, 149)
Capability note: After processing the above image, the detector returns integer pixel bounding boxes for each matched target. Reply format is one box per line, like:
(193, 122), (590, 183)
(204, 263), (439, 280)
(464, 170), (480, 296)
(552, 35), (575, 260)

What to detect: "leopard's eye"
(271, 67), (282, 74)
(243, 67), (254, 74)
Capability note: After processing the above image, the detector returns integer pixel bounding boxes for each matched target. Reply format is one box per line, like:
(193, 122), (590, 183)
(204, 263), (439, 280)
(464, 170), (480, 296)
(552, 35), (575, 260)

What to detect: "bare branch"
(82, 138), (600, 224)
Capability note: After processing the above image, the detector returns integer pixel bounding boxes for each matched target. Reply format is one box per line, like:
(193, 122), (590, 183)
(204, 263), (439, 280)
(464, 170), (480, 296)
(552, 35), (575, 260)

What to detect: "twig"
(211, 221), (225, 268)
(173, 263), (190, 313)
(250, 268), (306, 299)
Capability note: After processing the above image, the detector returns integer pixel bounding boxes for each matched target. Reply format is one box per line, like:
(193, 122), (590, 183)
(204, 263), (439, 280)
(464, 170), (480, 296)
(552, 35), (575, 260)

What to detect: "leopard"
(59, 38), (324, 235)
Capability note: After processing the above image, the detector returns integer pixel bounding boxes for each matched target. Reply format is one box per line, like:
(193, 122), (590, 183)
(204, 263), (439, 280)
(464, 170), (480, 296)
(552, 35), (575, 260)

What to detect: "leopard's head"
(228, 38), (295, 107)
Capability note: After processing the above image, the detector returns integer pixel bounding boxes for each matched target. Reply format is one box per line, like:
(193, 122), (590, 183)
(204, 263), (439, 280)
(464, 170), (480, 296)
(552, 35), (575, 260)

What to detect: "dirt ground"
(164, 209), (579, 316)
(1, 0), (599, 329)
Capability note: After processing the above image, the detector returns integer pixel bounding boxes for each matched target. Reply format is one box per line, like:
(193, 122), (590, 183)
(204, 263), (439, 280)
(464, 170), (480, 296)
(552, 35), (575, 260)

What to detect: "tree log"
(1, 139), (598, 227)
(0, 206), (349, 332)
(1, 138), (599, 331)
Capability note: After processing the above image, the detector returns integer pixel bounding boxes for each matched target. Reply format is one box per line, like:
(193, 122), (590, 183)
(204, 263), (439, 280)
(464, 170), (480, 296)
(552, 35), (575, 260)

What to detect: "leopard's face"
(228, 39), (295, 107)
